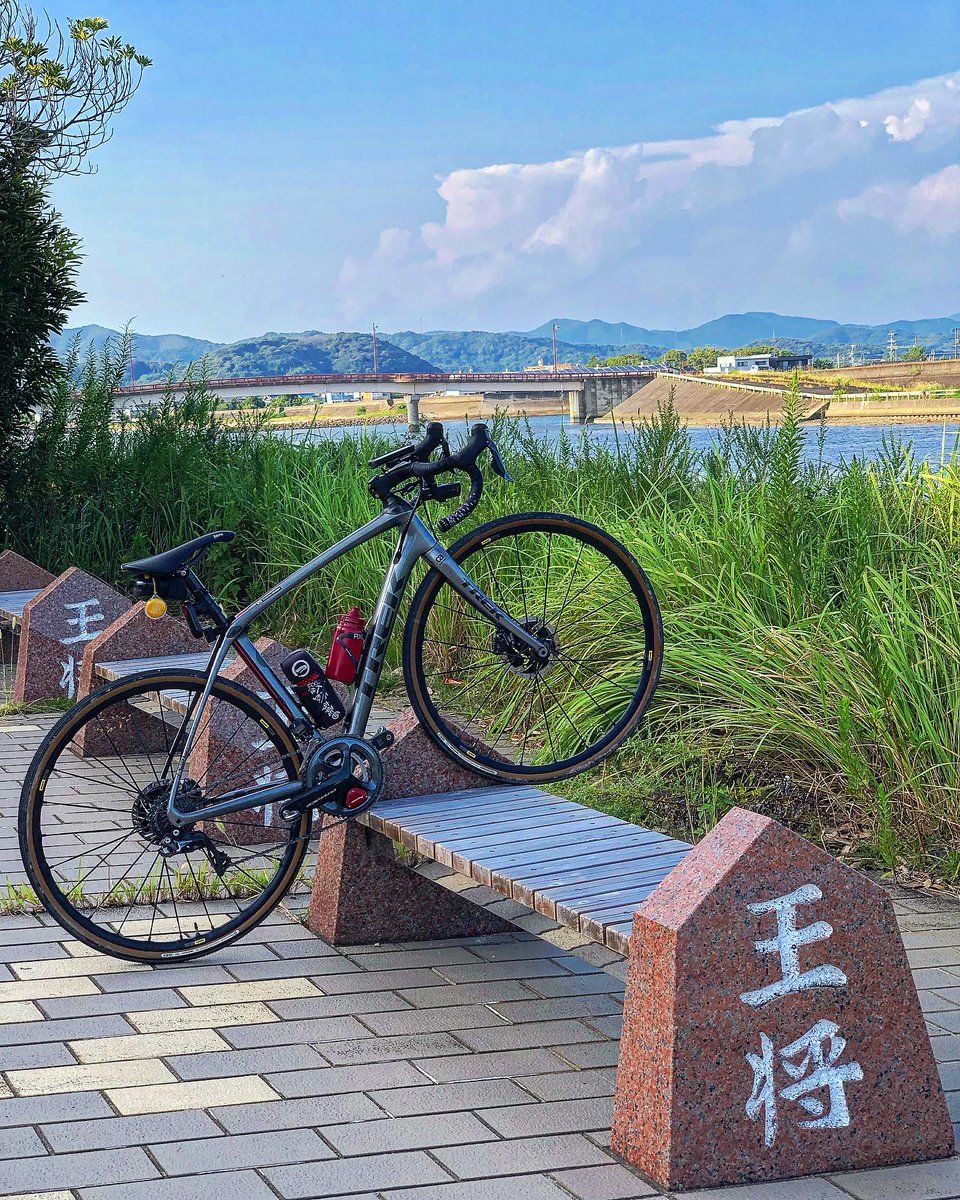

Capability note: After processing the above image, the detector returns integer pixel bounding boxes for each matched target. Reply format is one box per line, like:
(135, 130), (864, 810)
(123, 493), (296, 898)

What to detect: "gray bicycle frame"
(165, 499), (545, 826)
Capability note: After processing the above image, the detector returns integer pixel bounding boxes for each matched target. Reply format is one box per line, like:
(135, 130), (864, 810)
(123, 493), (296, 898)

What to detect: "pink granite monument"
(14, 567), (129, 703)
(611, 806), (954, 1191)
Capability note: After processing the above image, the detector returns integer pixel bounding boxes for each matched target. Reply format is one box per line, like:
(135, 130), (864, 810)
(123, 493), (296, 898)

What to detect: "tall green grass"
(5, 346), (960, 879)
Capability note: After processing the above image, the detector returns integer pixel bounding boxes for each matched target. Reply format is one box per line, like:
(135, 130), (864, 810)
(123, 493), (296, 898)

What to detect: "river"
(286, 415), (960, 467)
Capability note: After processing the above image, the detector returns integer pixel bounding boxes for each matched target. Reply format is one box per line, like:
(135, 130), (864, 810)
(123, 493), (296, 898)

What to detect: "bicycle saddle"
(121, 530), (235, 577)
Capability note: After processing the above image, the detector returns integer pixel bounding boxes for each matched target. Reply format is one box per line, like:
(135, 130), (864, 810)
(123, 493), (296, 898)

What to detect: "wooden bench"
(362, 785), (691, 956)
(0, 589), (42, 633)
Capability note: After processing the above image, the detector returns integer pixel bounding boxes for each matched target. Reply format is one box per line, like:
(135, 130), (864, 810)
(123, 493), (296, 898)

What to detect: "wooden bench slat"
(0, 588), (41, 626)
(96, 652), (228, 679)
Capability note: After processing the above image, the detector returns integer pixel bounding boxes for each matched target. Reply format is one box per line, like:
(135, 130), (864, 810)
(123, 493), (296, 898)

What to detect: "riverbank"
(6, 383), (960, 889)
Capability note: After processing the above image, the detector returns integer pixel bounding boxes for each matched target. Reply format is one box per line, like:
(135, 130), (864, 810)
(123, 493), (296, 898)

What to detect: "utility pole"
(552, 323), (559, 372)
(953, 327), (960, 359)
(849, 344), (856, 367)
(372, 323), (379, 376)
(129, 346), (135, 387)
(887, 330), (898, 362)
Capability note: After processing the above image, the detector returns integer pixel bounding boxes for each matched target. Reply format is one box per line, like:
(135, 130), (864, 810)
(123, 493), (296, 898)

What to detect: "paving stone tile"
(166, 1043), (328, 1080)
(107, 1073), (281, 1115)
(908, 948), (960, 970)
(0, 1125), (46, 1158)
(39, 988), (187, 1020)
(525, 974), (627, 998)
(175, 978), (323, 1006)
(398, 982), (539, 1008)
(266, 937), (339, 958)
(588, 1014), (624, 1039)
(416, 1047), (572, 1083)
(0, 1000), (42, 1024)
(223, 956), (355, 981)
(684, 1183), (857, 1200)
(265, 993), (411, 1022)
(150, 1128), (333, 1174)
(315, 1031), (465, 1065)
(327, 1109), (499, 1155)
(358, 1003), (508, 1037)
(0, 1041), (76, 1070)
(553, 1041), (622, 1069)
(0, 1147), (158, 1193)
(370, 1078), (535, 1116)
(126, 1001), (279, 1033)
(263, 1150), (453, 1198)
(480, 1095), (613, 1137)
(549, 1164), (658, 1198)
(0, 926), (72, 946)
(94, 965), (236, 992)
(42, 1108), (223, 1152)
(0, 1013), (134, 1046)
(264, 1060), (429, 1099)
(433, 1133), (615, 1178)
(454, 1018), (604, 1052)
(221, 1014), (373, 1048)
(345, 947), (482, 971)
(0, 1089), (115, 1126)
(7, 1057), (176, 1096)
(69, 1028), (230, 1062)
(78, 1170), (278, 1200)
(0, 976), (100, 1002)
(215, 1091), (388, 1134)
(10, 955), (148, 980)
(492, 996), (623, 1023)
(470, 940), (574, 962)
(307, 967), (449, 994)
(912, 967), (960, 990)
(380, 1179), (568, 1200)
(436, 959), (574, 984)
(518, 1067), (618, 1101)
(0, 943), (70, 962)
(932, 1035), (960, 1063)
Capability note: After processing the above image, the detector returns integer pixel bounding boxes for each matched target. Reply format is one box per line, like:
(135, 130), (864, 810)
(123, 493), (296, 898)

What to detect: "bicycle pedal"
(370, 728), (395, 752)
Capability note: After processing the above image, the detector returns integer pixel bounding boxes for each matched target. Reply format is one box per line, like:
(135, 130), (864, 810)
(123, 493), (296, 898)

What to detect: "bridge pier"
(407, 394), (420, 434)
(567, 389), (586, 425)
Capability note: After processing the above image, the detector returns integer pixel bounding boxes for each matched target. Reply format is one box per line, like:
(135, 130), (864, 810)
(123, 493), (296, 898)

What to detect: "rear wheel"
(19, 669), (309, 963)
(403, 512), (662, 782)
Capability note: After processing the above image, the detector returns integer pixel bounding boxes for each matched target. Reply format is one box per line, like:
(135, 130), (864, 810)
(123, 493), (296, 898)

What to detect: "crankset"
(279, 730), (392, 821)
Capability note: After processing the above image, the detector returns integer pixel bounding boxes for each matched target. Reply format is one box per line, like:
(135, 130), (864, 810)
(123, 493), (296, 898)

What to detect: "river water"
(288, 415), (960, 467)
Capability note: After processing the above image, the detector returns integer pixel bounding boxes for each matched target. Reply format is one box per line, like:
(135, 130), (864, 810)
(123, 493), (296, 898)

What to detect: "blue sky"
(47, 0), (960, 340)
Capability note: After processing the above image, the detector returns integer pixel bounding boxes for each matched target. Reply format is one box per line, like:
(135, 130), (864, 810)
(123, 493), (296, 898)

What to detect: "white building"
(705, 353), (812, 374)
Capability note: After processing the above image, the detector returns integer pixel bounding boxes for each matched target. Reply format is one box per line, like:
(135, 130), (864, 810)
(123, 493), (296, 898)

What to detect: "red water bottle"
(326, 606), (366, 684)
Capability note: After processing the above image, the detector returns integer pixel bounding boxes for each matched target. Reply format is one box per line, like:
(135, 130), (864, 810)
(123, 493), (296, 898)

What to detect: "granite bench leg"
(14, 567), (129, 705)
(610, 805), (953, 1192)
(191, 636), (295, 846)
(306, 707), (512, 945)
(0, 550), (54, 684)
(72, 602), (197, 759)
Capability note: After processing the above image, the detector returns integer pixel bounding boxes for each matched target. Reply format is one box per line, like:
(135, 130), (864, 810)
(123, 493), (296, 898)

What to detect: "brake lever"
(487, 438), (513, 482)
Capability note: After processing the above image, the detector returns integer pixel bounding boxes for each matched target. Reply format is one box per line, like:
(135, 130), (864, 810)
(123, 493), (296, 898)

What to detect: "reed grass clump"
(5, 344), (960, 881)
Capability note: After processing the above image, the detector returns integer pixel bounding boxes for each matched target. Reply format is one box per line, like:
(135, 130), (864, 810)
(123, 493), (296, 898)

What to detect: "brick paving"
(1, 713), (960, 1198)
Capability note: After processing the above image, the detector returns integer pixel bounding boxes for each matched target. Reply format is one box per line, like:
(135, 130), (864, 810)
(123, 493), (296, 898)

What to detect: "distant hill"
(387, 330), (658, 372)
(55, 308), (960, 379)
(527, 311), (960, 355)
(56, 326), (438, 380)
(202, 332), (437, 378)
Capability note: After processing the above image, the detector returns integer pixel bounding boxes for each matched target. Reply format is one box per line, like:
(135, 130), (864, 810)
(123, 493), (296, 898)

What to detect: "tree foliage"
(902, 344), (928, 362)
(0, 165), (82, 513)
(1, 3), (151, 177)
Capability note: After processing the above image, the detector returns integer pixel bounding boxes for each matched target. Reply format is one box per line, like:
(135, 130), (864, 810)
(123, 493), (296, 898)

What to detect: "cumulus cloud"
(337, 72), (960, 327)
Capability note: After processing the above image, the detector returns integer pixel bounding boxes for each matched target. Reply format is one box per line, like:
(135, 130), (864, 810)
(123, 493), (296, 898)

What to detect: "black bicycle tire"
(402, 511), (663, 782)
(19, 668), (310, 964)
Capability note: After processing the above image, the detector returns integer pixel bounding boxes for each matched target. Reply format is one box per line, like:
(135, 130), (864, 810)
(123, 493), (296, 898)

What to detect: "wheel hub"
(131, 779), (202, 846)
(492, 618), (557, 678)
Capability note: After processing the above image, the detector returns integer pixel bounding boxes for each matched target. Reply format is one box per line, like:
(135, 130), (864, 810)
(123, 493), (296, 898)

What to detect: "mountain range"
(53, 309), (960, 381)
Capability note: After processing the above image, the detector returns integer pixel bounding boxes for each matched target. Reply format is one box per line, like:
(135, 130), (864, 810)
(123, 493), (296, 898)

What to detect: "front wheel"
(403, 512), (663, 782)
(19, 669), (310, 963)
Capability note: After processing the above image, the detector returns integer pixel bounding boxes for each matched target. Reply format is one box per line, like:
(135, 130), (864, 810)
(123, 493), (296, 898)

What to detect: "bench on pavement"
(307, 774), (953, 1191)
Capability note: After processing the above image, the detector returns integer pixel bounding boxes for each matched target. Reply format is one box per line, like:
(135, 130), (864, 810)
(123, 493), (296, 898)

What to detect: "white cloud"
(840, 164), (960, 236)
(337, 71), (960, 327)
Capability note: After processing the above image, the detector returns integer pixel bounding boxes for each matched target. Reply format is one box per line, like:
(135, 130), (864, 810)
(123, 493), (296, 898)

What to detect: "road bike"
(19, 422), (663, 961)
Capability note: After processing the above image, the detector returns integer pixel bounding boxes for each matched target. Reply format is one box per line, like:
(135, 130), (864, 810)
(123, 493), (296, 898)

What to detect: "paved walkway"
(1, 713), (960, 1199)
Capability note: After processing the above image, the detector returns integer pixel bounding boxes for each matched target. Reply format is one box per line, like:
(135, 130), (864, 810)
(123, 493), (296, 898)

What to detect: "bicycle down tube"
(164, 501), (546, 827)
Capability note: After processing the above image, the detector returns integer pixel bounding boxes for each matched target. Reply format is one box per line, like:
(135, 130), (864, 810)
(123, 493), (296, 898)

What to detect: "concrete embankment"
(598, 375), (793, 426)
(812, 359), (960, 389)
(600, 373), (960, 427)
